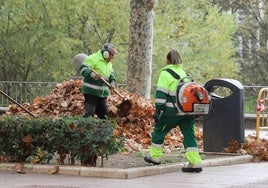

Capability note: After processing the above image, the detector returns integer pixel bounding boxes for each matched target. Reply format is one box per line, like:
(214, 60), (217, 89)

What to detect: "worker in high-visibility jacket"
(79, 43), (117, 119)
(144, 49), (202, 173)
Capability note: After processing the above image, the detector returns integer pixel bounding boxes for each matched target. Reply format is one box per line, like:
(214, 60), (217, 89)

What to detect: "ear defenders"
(103, 50), (110, 59)
(101, 43), (115, 59)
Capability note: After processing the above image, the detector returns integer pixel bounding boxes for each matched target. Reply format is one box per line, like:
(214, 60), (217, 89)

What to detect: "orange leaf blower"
(176, 82), (211, 115)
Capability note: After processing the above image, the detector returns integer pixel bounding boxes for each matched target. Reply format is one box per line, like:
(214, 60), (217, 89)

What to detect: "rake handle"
(0, 89), (37, 118)
(90, 69), (125, 99)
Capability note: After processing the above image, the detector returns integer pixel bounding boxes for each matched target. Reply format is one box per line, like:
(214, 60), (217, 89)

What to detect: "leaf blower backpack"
(166, 69), (211, 116)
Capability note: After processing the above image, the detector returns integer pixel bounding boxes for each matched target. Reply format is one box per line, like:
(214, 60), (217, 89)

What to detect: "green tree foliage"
(0, 0), (79, 81)
(213, 0), (268, 85)
(0, 0), (129, 82)
(153, 0), (239, 85)
(0, 0), (240, 91)
(235, 0), (268, 85)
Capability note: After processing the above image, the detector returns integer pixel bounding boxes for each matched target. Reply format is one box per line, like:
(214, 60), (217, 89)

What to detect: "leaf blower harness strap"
(165, 69), (211, 115)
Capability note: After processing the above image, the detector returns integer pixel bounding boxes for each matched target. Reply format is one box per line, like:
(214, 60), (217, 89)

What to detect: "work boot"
(144, 155), (161, 165)
(182, 165), (202, 173)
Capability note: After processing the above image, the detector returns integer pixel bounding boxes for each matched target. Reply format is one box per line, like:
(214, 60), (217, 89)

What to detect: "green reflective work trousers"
(149, 113), (201, 165)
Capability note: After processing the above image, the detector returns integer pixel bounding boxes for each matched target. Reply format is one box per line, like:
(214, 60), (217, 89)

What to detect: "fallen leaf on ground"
(14, 162), (27, 174)
(48, 165), (59, 174)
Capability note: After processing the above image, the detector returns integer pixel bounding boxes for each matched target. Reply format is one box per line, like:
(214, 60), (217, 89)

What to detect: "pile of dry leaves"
(5, 79), (268, 161)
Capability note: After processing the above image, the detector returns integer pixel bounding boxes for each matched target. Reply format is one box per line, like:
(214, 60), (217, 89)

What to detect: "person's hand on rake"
(90, 71), (101, 80)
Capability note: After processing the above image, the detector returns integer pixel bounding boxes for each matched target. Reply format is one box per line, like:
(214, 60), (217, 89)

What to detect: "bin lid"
(204, 78), (243, 92)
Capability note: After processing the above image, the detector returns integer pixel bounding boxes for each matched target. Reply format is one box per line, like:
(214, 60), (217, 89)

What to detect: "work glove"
(90, 71), (101, 80)
(153, 110), (161, 123)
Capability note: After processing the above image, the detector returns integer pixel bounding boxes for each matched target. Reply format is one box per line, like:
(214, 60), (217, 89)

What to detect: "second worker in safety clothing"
(79, 43), (117, 119)
(144, 49), (203, 173)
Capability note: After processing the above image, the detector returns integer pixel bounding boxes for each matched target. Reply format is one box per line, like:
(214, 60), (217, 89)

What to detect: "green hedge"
(0, 115), (123, 166)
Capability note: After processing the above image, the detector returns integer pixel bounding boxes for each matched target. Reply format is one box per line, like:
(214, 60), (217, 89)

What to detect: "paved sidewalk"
(1, 129), (267, 188)
(0, 155), (253, 179)
(1, 161), (268, 188)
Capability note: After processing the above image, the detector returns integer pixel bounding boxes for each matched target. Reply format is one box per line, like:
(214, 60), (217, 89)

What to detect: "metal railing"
(0, 81), (57, 107)
(0, 81), (266, 114)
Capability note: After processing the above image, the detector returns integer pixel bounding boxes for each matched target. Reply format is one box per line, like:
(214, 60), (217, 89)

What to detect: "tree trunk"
(127, 0), (155, 99)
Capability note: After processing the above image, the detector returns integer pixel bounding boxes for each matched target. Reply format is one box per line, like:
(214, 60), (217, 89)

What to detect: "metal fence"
(0, 81), (57, 107)
(0, 81), (266, 114)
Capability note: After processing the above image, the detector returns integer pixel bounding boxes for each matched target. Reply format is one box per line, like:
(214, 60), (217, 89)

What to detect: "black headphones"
(101, 43), (115, 59)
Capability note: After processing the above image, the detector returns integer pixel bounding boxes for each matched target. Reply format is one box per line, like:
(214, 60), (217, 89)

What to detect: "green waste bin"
(203, 78), (245, 152)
